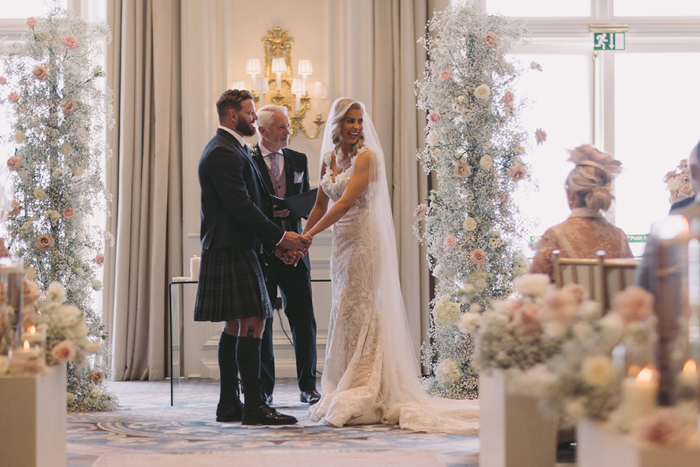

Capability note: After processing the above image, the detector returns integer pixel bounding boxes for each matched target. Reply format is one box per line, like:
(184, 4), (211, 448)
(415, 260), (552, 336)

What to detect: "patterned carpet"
(67, 379), (481, 467)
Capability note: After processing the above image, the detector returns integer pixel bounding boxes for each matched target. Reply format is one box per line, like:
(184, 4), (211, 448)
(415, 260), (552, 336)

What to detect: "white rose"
(72, 165), (84, 177)
(581, 355), (614, 387)
(59, 143), (73, 155)
(513, 274), (550, 297)
(459, 313), (481, 334)
(74, 267), (84, 276)
(67, 393), (75, 404)
(463, 217), (477, 231)
(93, 279), (103, 291)
(47, 281), (67, 303)
(578, 300), (602, 321)
(76, 231), (84, 240)
(85, 342), (102, 353)
(564, 399), (587, 420)
(427, 131), (440, 146)
(434, 296), (461, 327)
(25, 268), (38, 280)
(474, 84), (491, 100)
(513, 144), (526, 155)
(573, 322), (593, 341)
(479, 156), (493, 169)
(14, 131), (26, 144)
(52, 167), (65, 178)
(544, 321), (568, 339)
(436, 358), (462, 388)
(34, 189), (47, 200)
(456, 95), (466, 105)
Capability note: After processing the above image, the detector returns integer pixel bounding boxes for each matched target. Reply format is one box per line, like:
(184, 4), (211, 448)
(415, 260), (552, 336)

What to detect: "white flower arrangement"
(0, 7), (115, 412)
(516, 285), (658, 427)
(414, 2), (544, 399)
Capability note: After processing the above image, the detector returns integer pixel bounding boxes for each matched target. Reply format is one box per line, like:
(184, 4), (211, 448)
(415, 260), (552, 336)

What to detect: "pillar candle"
(676, 359), (699, 426)
(190, 255), (201, 281)
(620, 366), (658, 432)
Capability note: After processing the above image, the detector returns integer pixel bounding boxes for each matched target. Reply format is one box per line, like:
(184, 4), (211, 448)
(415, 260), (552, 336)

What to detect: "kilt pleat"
(194, 248), (272, 321)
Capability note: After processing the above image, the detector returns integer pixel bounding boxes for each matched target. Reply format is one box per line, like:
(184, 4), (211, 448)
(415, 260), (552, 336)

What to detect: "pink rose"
(26, 17), (37, 27)
(502, 91), (514, 105)
(95, 253), (105, 266)
(60, 99), (77, 115)
(33, 66), (50, 82)
(454, 163), (472, 179)
(9, 200), (20, 216)
(535, 128), (548, 145)
(613, 286), (654, 323)
(61, 35), (78, 49)
(508, 163), (526, 182)
(499, 192), (510, 204)
(8, 92), (19, 103)
(428, 110), (441, 125)
(469, 248), (487, 265)
(512, 302), (543, 336)
(62, 207), (76, 219)
(443, 235), (457, 248)
(35, 234), (55, 252)
(439, 70), (451, 81)
(88, 369), (104, 384)
(562, 283), (586, 303)
(7, 156), (22, 171)
(414, 203), (428, 220)
(0, 76), (6, 85)
(542, 288), (578, 324)
(23, 280), (41, 306)
(51, 340), (76, 363)
(483, 32), (498, 48)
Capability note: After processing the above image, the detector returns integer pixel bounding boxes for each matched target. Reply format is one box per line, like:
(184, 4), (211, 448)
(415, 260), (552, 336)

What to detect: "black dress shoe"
(242, 404), (298, 425)
(300, 388), (321, 405)
(216, 403), (243, 422)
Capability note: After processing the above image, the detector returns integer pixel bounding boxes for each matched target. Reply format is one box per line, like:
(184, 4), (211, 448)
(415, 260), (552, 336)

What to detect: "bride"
(301, 98), (479, 435)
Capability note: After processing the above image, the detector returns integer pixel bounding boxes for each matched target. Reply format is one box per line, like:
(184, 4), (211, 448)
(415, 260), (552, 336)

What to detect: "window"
(487, 0), (700, 257)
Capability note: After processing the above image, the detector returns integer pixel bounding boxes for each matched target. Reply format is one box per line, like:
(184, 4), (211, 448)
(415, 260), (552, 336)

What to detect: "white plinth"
(578, 418), (700, 467)
(0, 365), (67, 467)
(479, 370), (557, 467)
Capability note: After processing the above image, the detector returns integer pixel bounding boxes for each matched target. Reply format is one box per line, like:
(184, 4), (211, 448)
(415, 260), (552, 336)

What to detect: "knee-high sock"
(236, 336), (263, 407)
(218, 332), (240, 406)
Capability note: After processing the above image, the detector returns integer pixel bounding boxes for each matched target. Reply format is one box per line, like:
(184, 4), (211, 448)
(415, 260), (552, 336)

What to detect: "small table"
(168, 279), (197, 406)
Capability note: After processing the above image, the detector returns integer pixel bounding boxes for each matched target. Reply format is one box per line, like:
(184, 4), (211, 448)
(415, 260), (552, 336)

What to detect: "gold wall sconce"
(233, 27), (328, 139)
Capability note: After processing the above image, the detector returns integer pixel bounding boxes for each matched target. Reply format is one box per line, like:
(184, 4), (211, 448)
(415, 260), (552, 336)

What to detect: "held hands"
(280, 231), (311, 251)
(274, 245), (305, 266)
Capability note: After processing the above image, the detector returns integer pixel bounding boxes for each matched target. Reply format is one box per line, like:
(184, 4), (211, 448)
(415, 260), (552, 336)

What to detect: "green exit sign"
(594, 32), (625, 51)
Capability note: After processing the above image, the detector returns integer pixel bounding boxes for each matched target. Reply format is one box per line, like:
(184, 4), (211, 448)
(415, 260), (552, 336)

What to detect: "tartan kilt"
(194, 247), (273, 322)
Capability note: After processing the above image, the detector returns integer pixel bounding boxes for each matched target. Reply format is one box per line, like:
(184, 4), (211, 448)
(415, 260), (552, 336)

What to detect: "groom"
(195, 89), (310, 425)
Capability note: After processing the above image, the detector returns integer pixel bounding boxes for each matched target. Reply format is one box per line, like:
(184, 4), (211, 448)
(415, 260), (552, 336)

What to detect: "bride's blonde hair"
(331, 98), (365, 158)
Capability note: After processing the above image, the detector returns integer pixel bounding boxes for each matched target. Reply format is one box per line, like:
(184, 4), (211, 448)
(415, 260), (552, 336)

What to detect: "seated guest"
(530, 145), (633, 278)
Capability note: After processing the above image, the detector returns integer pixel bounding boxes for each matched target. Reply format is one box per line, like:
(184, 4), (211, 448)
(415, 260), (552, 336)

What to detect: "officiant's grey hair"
(257, 105), (289, 134)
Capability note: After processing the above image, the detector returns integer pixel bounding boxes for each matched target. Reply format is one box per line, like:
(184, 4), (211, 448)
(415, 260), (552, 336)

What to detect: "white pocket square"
(294, 171), (304, 184)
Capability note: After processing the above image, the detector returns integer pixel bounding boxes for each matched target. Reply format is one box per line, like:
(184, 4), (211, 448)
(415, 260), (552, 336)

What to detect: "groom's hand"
(279, 231), (311, 251)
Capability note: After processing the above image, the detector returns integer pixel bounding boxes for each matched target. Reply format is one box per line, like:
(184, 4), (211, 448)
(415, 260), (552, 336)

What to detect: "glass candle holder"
(0, 257), (24, 348)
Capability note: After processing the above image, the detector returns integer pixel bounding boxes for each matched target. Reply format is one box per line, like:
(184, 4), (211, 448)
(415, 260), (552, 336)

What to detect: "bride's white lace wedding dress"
(309, 148), (479, 435)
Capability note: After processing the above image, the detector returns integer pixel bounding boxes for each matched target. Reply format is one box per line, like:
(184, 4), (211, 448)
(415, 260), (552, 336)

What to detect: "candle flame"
(29, 325), (36, 334)
(683, 360), (698, 373)
(637, 366), (654, 382)
(23, 340), (29, 350)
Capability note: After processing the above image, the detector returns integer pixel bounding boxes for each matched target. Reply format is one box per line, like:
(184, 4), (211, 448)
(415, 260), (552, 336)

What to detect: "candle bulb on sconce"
(253, 77), (269, 109)
(313, 81), (328, 116)
(231, 81), (245, 91)
(298, 59), (313, 90)
(291, 78), (306, 111)
(271, 58), (286, 92)
(245, 58), (261, 86)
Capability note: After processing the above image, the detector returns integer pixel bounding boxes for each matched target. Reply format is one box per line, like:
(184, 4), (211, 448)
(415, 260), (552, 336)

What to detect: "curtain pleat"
(105, 0), (183, 381)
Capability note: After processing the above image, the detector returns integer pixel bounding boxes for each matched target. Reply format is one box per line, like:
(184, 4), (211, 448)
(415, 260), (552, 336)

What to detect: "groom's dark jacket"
(198, 128), (284, 251)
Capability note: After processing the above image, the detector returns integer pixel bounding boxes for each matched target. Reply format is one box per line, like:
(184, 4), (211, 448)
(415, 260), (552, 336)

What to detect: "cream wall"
(180, 0), (377, 378)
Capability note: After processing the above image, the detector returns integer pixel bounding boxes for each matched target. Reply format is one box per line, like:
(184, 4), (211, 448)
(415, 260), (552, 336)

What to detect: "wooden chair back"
(551, 250), (640, 312)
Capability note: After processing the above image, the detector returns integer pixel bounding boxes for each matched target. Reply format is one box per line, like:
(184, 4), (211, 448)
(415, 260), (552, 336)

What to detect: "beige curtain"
(105, 0), (183, 381)
(372, 0), (431, 351)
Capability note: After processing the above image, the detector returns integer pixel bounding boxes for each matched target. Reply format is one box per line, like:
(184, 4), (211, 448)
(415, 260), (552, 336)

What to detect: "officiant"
(253, 105), (320, 405)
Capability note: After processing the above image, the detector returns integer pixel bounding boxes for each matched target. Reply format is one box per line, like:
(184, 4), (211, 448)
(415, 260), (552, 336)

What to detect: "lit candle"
(21, 325), (45, 346)
(13, 340), (41, 359)
(190, 255), (201, 281)
(620, 366), (658, 432)
(676, 359), (699, 426)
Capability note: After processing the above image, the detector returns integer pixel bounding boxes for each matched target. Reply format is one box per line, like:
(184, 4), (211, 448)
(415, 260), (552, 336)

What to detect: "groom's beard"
(236, 118), (256, 137)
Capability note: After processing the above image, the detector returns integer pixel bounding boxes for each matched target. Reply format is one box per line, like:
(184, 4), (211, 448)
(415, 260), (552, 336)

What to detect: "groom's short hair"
(216, 89), (254, 120)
